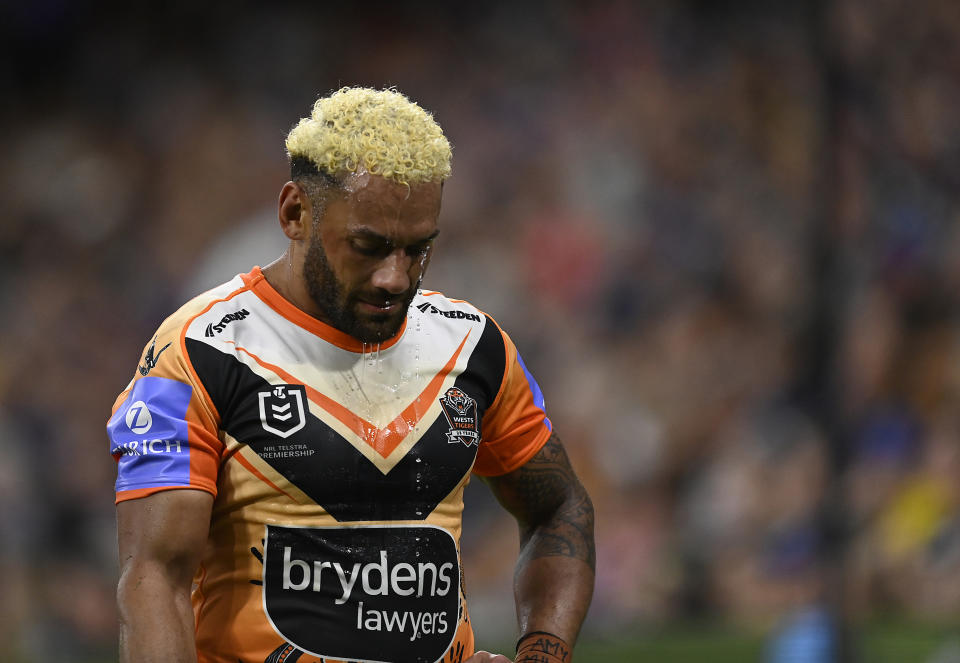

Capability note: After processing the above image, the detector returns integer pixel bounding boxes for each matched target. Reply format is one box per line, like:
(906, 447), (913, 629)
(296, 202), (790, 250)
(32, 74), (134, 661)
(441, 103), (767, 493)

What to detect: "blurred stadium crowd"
(3, 1), (960, 660)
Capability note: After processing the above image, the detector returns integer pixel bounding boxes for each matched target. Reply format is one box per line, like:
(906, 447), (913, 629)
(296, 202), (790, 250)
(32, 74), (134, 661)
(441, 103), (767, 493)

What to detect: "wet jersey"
(107, 267), (552, 663)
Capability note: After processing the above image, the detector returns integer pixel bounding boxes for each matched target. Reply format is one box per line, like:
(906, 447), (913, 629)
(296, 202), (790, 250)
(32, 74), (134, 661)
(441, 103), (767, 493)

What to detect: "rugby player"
(109, 87), (594, 663)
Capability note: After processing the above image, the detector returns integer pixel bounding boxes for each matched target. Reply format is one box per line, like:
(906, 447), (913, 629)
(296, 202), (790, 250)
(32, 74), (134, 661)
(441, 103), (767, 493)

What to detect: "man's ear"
(278, 181), (312, 240)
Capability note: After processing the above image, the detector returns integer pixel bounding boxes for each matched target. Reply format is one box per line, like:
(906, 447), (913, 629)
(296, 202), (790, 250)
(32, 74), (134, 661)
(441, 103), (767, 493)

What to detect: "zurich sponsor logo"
(107, 377), (193, 492)
(125, 400), (153, 434)
(115, 438), (183, 456)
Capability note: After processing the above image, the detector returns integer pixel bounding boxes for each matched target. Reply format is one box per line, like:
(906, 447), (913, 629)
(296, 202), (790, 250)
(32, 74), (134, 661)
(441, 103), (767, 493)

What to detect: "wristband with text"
(515, 631), (571, 663)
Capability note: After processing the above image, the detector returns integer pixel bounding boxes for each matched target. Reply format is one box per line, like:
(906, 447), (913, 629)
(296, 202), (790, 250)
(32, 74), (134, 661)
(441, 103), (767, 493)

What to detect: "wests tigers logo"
(439, 387), (479, 448)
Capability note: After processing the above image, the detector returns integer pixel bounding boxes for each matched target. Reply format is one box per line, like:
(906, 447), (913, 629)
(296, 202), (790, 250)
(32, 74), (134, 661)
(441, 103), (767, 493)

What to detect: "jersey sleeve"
(473, 325), (553, 477)
(107, 323), (223, 504)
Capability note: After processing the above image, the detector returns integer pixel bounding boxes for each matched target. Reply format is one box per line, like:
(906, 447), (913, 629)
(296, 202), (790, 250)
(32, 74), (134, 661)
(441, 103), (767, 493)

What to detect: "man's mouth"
(355, 298), (405, 315)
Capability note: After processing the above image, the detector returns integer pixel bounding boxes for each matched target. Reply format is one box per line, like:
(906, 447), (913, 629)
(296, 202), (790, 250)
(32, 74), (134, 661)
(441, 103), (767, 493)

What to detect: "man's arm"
(116, 489), (214, 663)
(482, 431), (595, 659)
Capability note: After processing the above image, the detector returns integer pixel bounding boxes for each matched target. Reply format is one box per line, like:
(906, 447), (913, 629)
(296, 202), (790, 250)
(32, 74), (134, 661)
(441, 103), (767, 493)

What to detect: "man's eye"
(350, 239), (432, 258)
(406, 242), (432, 257)
(352, 241), (386, 256)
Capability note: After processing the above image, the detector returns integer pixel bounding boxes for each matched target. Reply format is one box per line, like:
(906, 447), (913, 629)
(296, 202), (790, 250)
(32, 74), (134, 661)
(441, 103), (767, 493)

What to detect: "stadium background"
(3, 1), (960, 661)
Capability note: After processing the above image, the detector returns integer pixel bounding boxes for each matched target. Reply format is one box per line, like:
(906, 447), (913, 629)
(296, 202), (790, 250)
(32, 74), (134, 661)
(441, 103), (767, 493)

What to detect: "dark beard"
(303, 234), (412, 343)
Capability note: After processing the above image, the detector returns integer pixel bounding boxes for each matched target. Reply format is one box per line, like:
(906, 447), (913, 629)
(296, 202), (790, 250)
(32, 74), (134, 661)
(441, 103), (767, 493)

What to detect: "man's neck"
(261, 256), (326, 323)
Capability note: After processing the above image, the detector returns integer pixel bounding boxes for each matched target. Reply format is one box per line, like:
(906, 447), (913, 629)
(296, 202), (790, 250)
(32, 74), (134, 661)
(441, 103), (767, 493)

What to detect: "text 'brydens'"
(281, 547), (454, 605)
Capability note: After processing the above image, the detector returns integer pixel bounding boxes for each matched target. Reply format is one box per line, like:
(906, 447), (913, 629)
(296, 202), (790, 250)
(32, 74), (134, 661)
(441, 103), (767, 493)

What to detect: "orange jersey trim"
(232, 451), (300, 503)
(421, 290), (467, 303)
(243, 267), (406, 353)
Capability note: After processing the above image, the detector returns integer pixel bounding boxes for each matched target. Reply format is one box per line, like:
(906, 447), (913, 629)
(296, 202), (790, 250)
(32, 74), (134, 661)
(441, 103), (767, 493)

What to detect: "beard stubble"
(303, 233), (413, 343)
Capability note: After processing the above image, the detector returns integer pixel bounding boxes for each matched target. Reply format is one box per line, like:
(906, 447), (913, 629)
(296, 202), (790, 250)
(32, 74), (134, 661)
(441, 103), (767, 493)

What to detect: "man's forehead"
(341, 170), (373, 194)
(344, 173), (442, 206)
(330, 172), (441, 234)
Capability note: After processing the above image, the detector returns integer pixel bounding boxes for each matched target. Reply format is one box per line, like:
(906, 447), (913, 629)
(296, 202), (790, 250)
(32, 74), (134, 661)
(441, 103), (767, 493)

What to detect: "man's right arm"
(117, 489), (214, 663)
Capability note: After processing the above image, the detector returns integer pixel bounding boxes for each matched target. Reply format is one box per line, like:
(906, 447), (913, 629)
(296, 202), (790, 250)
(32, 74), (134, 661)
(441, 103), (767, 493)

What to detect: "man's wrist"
(515, 631), (571, 663)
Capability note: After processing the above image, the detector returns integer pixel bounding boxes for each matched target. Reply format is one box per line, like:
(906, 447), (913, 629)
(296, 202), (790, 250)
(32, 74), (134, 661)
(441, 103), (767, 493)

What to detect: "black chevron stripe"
(186, 337), (492, 521)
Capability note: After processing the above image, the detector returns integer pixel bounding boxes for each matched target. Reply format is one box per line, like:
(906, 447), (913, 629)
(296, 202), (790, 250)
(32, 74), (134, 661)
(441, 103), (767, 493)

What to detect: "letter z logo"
(259, 385), (307, 438)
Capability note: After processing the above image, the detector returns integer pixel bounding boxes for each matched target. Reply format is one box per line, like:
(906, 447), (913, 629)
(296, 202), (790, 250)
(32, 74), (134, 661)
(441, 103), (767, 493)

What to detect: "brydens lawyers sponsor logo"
(415, 302), (481, 322)
(204, 308), (250, 337)
(263, 524), (459, 663)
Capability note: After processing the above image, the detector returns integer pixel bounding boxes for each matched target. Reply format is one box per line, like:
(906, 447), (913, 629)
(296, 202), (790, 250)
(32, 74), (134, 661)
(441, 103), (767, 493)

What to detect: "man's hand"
(466, 651), (513, 663)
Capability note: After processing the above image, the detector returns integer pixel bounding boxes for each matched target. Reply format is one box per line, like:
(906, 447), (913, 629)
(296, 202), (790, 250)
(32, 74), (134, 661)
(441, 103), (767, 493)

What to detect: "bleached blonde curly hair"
(285, 87), (452, 184)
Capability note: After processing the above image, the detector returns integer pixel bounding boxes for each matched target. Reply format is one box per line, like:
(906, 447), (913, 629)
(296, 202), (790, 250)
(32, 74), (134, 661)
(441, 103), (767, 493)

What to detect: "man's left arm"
(482, 431), (595, 661)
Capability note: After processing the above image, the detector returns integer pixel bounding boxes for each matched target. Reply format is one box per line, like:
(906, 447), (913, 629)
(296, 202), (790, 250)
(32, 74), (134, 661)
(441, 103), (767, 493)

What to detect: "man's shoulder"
(121, 272), (253, 390)
(153, 273), (251, 342)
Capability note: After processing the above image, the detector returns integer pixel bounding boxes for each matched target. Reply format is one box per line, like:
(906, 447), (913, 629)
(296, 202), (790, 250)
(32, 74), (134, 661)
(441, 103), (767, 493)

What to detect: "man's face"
(303, 172), (442, 343)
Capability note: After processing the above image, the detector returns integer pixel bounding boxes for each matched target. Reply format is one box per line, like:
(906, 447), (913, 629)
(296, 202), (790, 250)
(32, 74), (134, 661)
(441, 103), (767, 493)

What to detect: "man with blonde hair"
(109, 87), (594, 663)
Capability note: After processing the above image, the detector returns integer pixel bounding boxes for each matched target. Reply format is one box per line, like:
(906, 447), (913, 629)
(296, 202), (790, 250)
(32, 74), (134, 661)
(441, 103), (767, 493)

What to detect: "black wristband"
(515, 631), (571, 663)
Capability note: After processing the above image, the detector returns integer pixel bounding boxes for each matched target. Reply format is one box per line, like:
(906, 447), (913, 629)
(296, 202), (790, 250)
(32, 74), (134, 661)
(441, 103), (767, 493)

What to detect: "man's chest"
(193, 326), (496, 522)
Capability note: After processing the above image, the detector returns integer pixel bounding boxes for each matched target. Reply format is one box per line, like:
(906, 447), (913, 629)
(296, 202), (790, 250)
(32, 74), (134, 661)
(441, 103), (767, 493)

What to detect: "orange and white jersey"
(107, 267), (552, 663)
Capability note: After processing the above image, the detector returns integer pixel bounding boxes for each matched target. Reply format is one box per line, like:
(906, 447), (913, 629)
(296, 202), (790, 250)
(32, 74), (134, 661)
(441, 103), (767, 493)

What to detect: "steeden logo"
(205, 308), (251, 337)
(415, 302), (481, 322)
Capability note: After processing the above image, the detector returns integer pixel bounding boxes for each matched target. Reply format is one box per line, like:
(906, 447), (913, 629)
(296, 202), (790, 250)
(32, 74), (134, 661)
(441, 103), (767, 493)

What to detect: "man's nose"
(370, 250), (413, 295)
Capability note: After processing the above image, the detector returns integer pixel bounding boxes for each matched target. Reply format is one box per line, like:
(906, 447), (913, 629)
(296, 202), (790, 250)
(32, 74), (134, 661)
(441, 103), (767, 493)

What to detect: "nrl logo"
(258, 384), (307, 438)
(439, 387), (480, 447)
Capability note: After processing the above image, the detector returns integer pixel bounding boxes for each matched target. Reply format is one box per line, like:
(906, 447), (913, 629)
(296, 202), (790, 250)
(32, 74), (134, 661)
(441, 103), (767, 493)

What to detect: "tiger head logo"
(443, 388), (472, 415)
(439, 387), (480, 447)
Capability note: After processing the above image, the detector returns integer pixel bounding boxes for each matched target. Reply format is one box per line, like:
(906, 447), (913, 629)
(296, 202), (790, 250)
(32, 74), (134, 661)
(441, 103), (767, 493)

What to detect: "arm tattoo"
(485, 432), (596, 570)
